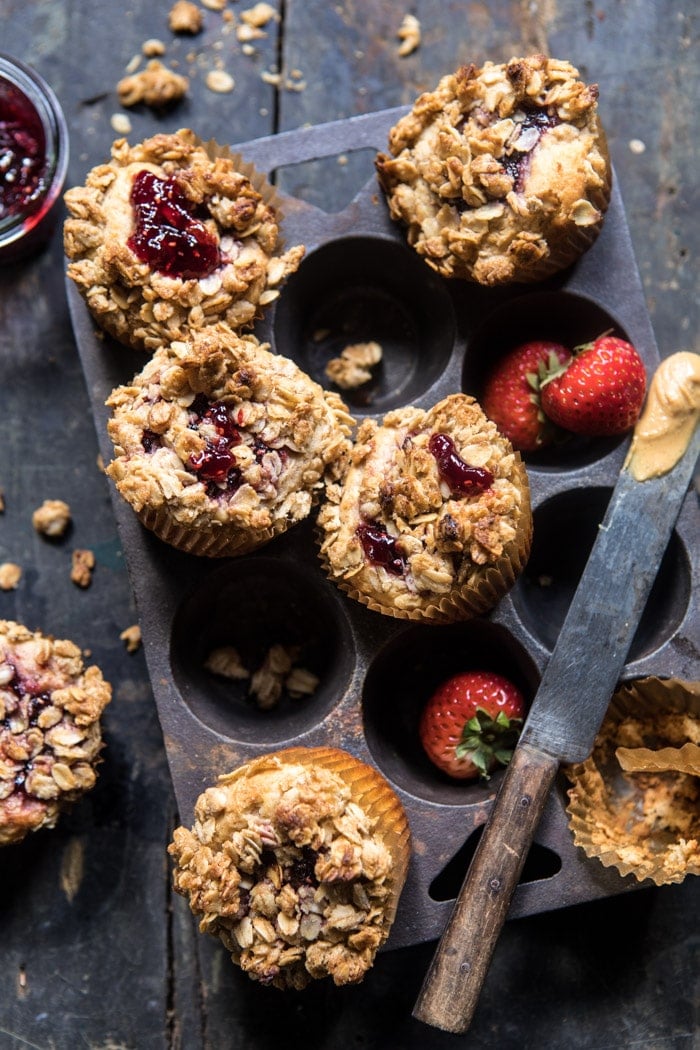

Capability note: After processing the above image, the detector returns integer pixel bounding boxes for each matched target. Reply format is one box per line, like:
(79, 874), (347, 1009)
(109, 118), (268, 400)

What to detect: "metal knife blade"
(413, 384), (700, 1035)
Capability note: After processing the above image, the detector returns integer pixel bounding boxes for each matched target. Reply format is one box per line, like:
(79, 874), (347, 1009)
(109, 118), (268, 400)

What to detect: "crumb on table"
(204, 646), (250, 680)
(0, 563), (21, 590)
(169, 0), (203, 34)
(117, 59), (189, 108)
(397, 13), (421, 56)
(325, 341), (383, 390)
(120, 625), (142, 653)
(32, 499), (72, 539)
(71, 549), (95, 588)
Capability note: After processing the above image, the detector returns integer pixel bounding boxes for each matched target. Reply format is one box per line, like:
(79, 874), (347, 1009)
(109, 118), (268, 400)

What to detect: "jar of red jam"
(0, 54), (69, 263)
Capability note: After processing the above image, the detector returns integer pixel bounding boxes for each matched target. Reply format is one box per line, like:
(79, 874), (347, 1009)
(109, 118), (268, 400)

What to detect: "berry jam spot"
(429, 433), (493, 496)
(288, 847), (318, 889)
(357, 521), (407, 576)
(0, 80), (47, 220)
(141, 429), (162, 453)
(127, 169), (220, 280)
(501, 104), (561, 192)
(189, 438), (237, 483)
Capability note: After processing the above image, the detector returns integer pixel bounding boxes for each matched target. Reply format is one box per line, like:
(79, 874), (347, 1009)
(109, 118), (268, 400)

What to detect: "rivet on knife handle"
(412, 743), (558, 1033)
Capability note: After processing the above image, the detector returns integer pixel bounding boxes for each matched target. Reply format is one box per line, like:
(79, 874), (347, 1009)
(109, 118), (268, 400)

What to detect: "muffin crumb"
(397, 14), (421, 57)
(71, 549), (95, 589)
(204, 646), (250, 680)
(169, 0), (203, 34)
(325, 341), (383, 390)
(32, 499), (72, 539)
(0, 563), (21, 591)
(117, 59), (189, 109)
(120, 625), (142, 653)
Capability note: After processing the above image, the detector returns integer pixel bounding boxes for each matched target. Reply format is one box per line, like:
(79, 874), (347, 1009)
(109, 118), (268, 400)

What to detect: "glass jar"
(0, 54), (69, 263)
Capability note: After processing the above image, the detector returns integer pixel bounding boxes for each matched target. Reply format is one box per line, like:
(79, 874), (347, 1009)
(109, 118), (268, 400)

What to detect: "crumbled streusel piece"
(205, 646), (249, 680)
(325, 341), (383, 390)
(397, 14), (421, 56)
(120, 625), (142, 653)
(249, 644), (297, 709)
(71, 550), (95, 589)
(117, 59), (189, 108)
(169, 0), (203, 34)
(285, 666), (320, 699)
(206, 69), (235, 93)
(32, 499), (72, 539)
(142, 38), (166, 57)
(241, 2), (278, 28)
(0, 564), (21, 591)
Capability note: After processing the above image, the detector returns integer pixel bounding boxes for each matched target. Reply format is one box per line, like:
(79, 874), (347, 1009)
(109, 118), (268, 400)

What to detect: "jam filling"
(127, 169), (221, 280)
(186, 395), (286, 498)
(0, 81), (48, 220)
(429, 432), (493, 496)
(500, 104), (561, 192)
(1, 664), (52, 798)
(357, 521), (407, 576)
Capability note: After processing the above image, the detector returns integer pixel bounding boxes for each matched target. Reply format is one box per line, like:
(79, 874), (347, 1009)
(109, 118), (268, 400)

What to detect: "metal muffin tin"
(67, 107), (699, 951)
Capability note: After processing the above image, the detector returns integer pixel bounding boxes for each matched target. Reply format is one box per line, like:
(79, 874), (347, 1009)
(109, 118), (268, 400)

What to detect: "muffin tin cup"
(67, 107), (699, 952)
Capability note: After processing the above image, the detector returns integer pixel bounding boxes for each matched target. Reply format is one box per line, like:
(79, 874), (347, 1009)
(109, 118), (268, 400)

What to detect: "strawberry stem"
(454, 706), (523, 780)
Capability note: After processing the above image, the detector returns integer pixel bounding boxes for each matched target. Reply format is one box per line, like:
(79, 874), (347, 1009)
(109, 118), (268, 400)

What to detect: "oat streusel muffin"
(168, 747), (411, 989)
(317, 393), (532, 622)
(376, 55), (611, 286)
(0, 620), (112, 846)
(64, 129), (305, 351)
(566, 678), (700, 886)
(105, 323), (354, 557)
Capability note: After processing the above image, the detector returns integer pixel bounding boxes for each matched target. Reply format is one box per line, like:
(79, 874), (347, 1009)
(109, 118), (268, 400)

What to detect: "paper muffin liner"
(136, 504), (280, 558)
(565, 677), (700, 886)
(319, 455), (532, 624)
(221, 746), (411, 938)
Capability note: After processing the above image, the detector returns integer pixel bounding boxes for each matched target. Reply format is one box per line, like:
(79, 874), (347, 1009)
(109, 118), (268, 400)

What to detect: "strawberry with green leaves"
(419, 671), (525, 781)
(482, 340), (571, 452)
(540, 333), (647, 436)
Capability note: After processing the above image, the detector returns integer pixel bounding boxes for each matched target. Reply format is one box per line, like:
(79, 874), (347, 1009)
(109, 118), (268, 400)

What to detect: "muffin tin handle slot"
(234, 106), (409, 173)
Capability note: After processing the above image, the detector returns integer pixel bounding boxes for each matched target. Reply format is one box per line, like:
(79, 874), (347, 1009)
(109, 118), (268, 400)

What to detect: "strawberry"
(419, 671), (525, 781)
(539, 334), (647, 436)
(482, 340), (572, 452)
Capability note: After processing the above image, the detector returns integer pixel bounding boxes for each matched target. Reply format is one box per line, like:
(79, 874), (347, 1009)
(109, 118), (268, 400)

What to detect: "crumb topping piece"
(169, 0), (203, 34)
(32, 499), (72, 538)
(169, 753), (403, 988)
(117, 59), (189, 109)
(0, 620), (111, 847)
(325, 341), (383, 390)
(0, 563), (22, 591)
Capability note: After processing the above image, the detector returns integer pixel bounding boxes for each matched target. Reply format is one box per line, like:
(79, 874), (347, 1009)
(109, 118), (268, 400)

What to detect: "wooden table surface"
(1, 2), (698, 1048)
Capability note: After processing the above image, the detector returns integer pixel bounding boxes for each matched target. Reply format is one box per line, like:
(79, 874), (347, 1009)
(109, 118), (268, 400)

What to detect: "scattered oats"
(337, 154), (348, 166)
(538, 574), (553, 587)
(242, 43), (256, 56)
(201, 0), (226, 9)
(237, 23), (266, 42)
(117, 59), (189, 109)
(313, 328), (330, 341)
(223, 9), (234, 23)
(397, 13), (421, 57)
(0, 563), (21, 590)
(205, 646), (250, 680)
(285, 667), (319, 699)
(96, 454), (105, 473)
(261, 70), (281, 86)
(120, 625), (142, 653)
(142, 38), (166, 57)
(206, 69), (235, 93)
(125, 54), (142, 75)
(111, 112), (132, 135)
(32, 499), (72, 538)
(290, 68), (303, 79)
(629, 138), (646, 154)
(169, 0), (204, 34)
(71, 549), (95, 589)
(354, 50), (364, 59)
(284, 78), (306, 93)
(259, 106), (269, 116)
(325, 340), (383, 390)
(241, 2), (278, 27)
(249, 644), (296, 710)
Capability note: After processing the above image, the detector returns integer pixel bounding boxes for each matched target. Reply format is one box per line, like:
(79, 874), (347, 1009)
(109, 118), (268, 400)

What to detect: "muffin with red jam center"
(105, 323), (354, 557)
(0, 620), (112, 847)
(64, 128), (305, 351)
(317, 393), (532, 622)
(376, 55), (611, 285)
(168, 747), (411, 989)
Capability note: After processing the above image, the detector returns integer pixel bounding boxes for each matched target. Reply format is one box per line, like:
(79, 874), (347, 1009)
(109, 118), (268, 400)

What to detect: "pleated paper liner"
(135, 504), (281, 558)
(318, 456), (533, 623)
(565, 677), (700, 886)
(216, 747), (411, 938)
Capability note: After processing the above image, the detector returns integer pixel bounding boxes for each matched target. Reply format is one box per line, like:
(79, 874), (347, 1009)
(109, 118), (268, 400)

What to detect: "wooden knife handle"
(412, 742), (560, 1033)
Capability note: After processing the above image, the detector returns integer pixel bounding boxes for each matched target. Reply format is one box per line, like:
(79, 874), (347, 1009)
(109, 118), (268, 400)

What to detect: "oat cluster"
(318, 393), (532, 621)
(64, 129), (305, 352)
(0, 620), (111, 847)
(168, 750), (409, 988)
(376, 55), (610, 285)
(105, 324), (353, 556)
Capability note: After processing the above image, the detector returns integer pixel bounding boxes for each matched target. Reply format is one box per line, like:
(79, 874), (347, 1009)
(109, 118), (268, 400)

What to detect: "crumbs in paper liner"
(565, 677), (700, 885)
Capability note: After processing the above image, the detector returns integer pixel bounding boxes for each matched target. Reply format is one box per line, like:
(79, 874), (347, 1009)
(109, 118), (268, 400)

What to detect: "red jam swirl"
(357, 521), (407, 576)
(0, 81), (48, 220)
(429, 432), (493, 495)
(127, 169), (221, 280)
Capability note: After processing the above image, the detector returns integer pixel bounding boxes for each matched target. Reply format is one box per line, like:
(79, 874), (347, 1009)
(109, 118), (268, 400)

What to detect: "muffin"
(105, 323), (354, 557)
(566, 678), (700, 886)
(0, 620), (112, 846)
(168, 747), (411, 989)
(64, 128), (305, 351)
(317, 393), (532, 622)
(376, 55), (611, 285)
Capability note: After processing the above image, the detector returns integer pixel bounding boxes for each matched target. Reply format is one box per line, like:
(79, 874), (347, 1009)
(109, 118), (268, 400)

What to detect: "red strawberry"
(482, 340), (572, 452)
(540, 334), (647, 436)
(419, 671), (525, 781)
